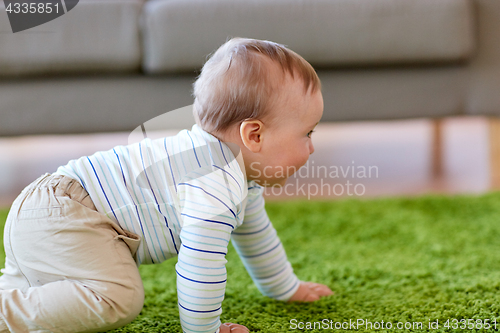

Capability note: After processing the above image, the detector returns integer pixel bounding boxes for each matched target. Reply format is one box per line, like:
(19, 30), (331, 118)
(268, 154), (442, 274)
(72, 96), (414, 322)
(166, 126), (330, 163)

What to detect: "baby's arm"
(177, 166), (247, 333)
(231, 188), (300, 300)
(232, 187), (332, 302)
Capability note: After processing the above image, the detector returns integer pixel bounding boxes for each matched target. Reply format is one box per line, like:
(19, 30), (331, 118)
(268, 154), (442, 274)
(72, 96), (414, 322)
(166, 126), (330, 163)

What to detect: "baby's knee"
(93, 281), (145, 331)
(119, 282), (145, 325)
(0, 280), (144, 333)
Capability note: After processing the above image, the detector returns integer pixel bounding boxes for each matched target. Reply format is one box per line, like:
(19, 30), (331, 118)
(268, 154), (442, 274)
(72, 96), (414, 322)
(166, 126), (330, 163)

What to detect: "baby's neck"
(209, 128), (250, 184)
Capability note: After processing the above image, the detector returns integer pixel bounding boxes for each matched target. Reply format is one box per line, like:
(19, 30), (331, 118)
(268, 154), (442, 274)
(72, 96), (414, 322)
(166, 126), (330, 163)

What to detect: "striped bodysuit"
(55, 124), (299, 333)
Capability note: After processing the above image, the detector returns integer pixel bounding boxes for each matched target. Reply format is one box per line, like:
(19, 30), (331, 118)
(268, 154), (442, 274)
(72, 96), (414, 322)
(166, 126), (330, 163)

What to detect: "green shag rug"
(1, 192), (500, 332)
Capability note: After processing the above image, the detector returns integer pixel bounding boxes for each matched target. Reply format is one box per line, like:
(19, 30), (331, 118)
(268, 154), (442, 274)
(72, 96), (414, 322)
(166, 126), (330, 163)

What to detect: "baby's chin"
(256, 177), (288, 187)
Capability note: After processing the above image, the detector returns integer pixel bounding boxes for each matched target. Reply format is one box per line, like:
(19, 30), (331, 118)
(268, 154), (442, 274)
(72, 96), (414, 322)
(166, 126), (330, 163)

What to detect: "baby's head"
(193, 38), (323, 186)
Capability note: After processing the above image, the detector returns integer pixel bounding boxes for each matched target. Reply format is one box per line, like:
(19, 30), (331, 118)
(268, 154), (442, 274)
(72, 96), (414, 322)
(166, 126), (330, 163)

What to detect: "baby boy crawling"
(0, 38), (332, 333)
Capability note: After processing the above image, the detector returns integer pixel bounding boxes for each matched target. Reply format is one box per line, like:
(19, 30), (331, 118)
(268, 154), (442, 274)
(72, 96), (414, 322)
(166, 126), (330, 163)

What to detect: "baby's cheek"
(297, 152), (310, 168)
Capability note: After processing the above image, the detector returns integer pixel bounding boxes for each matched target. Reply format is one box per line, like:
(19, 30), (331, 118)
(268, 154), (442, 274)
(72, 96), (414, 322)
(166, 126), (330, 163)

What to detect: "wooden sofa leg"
(489, 117), (500, 189)
(431, 118), (444, 180)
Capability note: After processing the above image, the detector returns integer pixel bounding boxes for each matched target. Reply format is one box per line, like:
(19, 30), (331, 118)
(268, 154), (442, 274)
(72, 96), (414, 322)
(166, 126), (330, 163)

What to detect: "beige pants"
(0, 173), (144, 333)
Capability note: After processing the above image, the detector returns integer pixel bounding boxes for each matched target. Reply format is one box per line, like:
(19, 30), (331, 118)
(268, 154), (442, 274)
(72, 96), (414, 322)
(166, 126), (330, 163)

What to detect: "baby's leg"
(0, 174), (144, 332)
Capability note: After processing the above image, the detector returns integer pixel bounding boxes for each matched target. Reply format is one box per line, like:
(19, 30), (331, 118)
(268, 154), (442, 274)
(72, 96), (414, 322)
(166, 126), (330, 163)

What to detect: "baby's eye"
(307, 130), (315, 138)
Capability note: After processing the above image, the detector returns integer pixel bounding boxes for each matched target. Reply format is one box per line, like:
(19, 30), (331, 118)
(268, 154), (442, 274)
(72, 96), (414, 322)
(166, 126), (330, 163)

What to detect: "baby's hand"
(219, 322), (249, 332)
(288, 281), (333, 302)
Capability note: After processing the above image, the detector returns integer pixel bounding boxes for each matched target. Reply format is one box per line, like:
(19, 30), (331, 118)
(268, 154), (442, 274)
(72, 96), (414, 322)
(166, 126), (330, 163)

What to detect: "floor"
(0, 117), (492, 207)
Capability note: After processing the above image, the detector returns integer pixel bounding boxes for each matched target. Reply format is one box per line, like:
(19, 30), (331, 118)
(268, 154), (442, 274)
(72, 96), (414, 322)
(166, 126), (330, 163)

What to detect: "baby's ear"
(240, 120), (263, 153)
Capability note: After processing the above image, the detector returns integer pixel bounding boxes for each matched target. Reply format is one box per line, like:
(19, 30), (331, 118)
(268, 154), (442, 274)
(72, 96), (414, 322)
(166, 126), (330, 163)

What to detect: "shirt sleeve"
(230, 185), (300, 301)
(176, 165), (244, 333)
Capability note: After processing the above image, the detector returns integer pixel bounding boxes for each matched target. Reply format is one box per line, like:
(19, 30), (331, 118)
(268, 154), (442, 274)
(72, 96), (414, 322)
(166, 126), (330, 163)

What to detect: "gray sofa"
(0, 0), (499, 137)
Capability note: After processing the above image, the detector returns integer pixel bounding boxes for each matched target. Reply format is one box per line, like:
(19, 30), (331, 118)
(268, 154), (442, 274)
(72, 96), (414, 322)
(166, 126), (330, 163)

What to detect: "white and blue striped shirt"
(55, 124), (299, 333)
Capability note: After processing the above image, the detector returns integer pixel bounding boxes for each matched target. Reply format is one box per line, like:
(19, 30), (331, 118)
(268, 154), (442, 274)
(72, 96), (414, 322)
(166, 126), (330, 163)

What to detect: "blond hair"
(193, 37), (321, 134)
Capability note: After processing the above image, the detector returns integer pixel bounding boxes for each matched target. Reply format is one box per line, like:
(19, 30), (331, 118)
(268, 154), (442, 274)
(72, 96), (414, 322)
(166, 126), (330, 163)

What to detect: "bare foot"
(219, 322), (250, 333)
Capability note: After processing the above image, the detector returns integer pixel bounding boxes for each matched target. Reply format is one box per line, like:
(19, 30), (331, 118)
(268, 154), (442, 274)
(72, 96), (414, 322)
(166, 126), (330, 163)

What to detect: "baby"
(0, 37), (332, 333)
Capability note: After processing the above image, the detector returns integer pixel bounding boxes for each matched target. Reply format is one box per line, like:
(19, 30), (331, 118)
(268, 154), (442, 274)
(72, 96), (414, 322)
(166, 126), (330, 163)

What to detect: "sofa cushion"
(0, 0), (143, 76)
(142, 0), (476, 73)
(0, 75), (196, 136)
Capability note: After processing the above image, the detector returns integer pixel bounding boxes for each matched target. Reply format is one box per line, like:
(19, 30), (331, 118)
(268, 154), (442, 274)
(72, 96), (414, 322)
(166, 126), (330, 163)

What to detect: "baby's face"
(246, 77), (324, 186)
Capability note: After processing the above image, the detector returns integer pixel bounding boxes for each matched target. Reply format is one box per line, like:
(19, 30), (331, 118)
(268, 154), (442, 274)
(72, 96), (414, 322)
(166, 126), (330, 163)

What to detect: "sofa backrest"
(0, 0), (476, 77)
(0, 0), (143, 76)
(143, 0), (477, 73)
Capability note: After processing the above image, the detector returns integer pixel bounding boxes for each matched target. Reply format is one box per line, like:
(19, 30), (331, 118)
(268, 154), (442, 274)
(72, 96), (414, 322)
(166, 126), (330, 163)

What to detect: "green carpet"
(1, 192), (500, 332)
